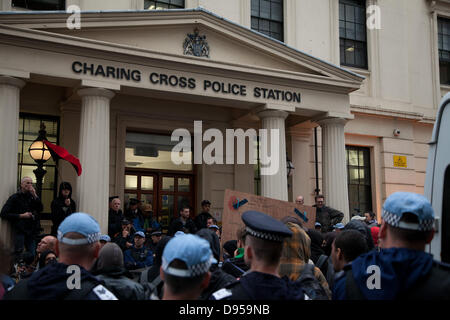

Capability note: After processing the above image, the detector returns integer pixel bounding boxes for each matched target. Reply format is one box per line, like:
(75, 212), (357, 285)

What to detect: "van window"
(442, 165), (450, 263)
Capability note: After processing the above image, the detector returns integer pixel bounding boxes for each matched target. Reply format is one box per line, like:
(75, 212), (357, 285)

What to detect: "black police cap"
(242, 210), (293, 242)
(129, 198), (141, 205)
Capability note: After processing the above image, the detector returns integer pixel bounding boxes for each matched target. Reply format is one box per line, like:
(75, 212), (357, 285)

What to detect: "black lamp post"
(286, 153), (295, 177)
(28, 123), (51, 200)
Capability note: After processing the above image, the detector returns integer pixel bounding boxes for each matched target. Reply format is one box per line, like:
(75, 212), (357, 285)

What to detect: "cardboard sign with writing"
(221, 189), (316, 249)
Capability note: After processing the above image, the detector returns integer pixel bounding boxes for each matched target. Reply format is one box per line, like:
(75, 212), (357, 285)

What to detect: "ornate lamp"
(28, 123), (51, 199)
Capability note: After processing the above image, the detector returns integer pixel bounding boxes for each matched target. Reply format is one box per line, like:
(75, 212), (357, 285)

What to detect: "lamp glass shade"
(29, 140), (51, 162)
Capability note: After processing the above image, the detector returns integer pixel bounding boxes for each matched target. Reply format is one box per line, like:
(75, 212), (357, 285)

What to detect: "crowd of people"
(1, 177), (449, 300)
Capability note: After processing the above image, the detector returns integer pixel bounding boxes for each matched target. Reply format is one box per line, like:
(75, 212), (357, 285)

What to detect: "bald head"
(295, 195), (304, 205)
(37, 235), (57, 254)
(20, 176), (34, 193)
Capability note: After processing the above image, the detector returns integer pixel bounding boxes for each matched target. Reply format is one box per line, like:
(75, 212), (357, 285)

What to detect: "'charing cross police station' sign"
(72, 61), (302, 104)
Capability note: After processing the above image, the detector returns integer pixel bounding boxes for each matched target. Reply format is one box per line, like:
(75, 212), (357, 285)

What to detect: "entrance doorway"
(124, 131), (194, 232)
(124, 171), (195, 232)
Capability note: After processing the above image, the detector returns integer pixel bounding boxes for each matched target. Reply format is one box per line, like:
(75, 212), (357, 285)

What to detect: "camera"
(393, 129), (401, 136)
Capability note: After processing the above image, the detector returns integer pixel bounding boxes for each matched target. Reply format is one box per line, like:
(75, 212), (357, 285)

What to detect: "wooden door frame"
(124, 168), (196, 229)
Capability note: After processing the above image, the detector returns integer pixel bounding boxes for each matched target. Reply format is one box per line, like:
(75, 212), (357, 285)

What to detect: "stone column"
(77, 88), (114, 234)
(288, 127), (314, 204)
(0, 76), (26, 246)
(257, 110), (289, 201)
(318, 117), (350, 221)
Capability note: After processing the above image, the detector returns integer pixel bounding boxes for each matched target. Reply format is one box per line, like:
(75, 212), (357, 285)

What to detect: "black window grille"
(346, 146), (372, 216)
(251, 0), (284, 42)
(12, 0), (65, 10)
(144, 0), (184, 10)
(438, 17), (450, 85)
(339, 0), (368, 69)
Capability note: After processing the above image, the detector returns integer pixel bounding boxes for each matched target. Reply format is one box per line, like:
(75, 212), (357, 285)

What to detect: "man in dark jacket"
(331, 230), (369, 274)
(0, 177), (43, 261)
(124, 231), (153, 270)
(113, 219), (135, 252)
(333, 192), (450, 300)
(168, 205), (197, 236)
(313, 194), (344, 233)
(108, 196), (124, 238)
(50, 182), (76, 236)
(124, 198), (142, 221)
(211, 211), (305, 300)
(194, 200), (214, 230)
(4, 212), (117, 300)
(196, 228), (236, 299)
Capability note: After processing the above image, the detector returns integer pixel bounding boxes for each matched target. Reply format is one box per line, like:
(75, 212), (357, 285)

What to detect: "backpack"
(139, 268), (163, 299)
(296, 263), (330, 300)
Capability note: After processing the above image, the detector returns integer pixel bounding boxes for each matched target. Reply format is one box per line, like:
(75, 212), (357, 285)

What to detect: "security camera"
(393, 129), (401, 136)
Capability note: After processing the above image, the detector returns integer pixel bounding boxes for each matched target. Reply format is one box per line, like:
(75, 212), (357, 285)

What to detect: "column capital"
(256, 109), (289, 120)
(0, 76), (26, 89)
(77, 87), (115, 100)
(316, 117), (349, 127)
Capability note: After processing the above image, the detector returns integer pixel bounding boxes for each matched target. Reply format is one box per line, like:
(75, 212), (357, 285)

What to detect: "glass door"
(124, 172), (157, 213)
(124, 171), (194, 233)
(158, 175), (194, 230)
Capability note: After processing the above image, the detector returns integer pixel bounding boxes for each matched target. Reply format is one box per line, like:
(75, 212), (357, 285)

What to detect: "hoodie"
(279, 223), (332, 299)
(51, 182), (76, 234)
(91, 243), (146, 300)
(333, 248), (434, 300)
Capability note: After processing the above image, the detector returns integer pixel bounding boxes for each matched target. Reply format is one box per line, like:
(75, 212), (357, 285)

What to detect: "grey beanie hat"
(96, 242), (124, 270)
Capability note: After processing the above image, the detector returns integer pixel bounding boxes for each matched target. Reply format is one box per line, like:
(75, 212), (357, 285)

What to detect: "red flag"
(43, 140), (82, 176)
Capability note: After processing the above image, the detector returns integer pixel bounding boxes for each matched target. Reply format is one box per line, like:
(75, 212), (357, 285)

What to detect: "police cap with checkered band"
(242, 210), (293, 242)
(57, 212), (101, 245)
(162, 233), (217, 278)
(382, 192), (434, 231)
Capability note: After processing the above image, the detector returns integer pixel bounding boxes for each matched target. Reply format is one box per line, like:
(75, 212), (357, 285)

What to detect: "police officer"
(124, 231), (153, 271)
(124, 198), (142, 221)
(333, 192), (450, 300)
(211, 210), (305, 300)
(5, 213), (117, 300)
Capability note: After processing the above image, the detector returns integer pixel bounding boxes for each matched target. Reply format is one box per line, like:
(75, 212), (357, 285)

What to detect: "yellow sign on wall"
(393, 155), (407, 168)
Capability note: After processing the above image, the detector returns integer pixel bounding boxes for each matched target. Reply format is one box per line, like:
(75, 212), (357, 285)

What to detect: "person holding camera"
(0, 177), (43, 262)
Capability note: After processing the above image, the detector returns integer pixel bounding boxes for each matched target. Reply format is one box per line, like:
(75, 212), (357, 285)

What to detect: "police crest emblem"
(183, 28), (210, 58)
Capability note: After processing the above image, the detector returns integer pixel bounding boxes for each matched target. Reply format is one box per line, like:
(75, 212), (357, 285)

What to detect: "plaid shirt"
(279, 222), (332, 299)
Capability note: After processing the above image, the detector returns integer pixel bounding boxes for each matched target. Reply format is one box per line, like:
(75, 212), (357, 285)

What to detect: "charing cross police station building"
(0, 0), (448, 238)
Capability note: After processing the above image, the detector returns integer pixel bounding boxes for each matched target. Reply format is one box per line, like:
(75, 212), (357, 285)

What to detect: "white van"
(424, 92), (450, 263)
